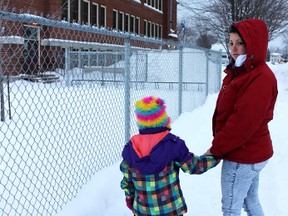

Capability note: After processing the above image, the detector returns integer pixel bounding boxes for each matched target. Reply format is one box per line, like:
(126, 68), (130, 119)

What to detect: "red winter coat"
(210, 19), (278, 164)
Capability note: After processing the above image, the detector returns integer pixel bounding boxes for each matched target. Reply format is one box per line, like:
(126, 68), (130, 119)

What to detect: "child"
(120, 96), (220, 216)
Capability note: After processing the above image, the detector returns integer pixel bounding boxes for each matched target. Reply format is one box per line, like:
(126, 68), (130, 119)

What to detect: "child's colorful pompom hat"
(135, 96), (171, 129)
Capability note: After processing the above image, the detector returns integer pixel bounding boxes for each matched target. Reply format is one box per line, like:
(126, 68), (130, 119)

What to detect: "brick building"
(1, 0), (178, 40)
(0, 0), (178, 76)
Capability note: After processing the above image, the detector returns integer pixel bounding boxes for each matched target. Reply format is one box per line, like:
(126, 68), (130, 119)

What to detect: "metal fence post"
(219, 50), (223, 91)
(135, 51), (138, 90)
(205, 50), (209, 96)
(65, 47), (70, 86)
(0, 65), (3, 122)
(0, 15), (4, 122)
(145, 51), (148, 82)
(178, 44), (183, 116)
(124, 35), (131, 143)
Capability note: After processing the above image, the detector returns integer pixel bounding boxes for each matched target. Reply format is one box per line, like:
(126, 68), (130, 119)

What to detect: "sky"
(54, 62), (288, 216)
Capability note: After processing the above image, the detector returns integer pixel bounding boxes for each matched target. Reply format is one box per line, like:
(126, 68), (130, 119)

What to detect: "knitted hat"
(135, 96), (171, 129)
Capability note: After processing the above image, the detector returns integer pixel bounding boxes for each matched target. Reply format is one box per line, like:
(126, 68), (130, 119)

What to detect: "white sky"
(55, 62), (288, 216)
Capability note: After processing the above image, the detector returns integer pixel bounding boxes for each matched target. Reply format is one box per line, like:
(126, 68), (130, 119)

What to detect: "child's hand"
(126, 198), (133, 211)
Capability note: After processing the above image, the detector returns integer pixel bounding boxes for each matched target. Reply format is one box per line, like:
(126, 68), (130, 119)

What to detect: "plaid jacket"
(120, 127), (220, 216)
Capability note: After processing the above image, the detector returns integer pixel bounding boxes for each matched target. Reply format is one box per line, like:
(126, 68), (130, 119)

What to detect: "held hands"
(203, 148), (222, 162)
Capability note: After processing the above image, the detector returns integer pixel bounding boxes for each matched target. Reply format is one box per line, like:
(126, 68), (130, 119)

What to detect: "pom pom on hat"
(135, 96), (171, 129)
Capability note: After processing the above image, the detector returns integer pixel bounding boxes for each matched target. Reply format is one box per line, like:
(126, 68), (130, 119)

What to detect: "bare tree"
(178, 0), (288, 53)
(177, 16), (217, 48)
(282, 30), (288, 61)
(196, 31), (217, 49)
(177, 27), (198, 45)
(284, 30), (288, 46)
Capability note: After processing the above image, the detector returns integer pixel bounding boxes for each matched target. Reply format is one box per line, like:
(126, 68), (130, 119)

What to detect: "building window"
(91, 3), (98, 26)
(23, 25), (38, 40)
(136, 17), (140, 35)
(82, 0), (89, 25)
(62, 0), (68, 21)
(112, 10), (139, 34)
(113, 9), (118, 29)
(151, 22), (155, 37)
(155, 24), (159, 38)
(118, 11), (124, 31)
(71, 0), (79, 22)
(130, 15), (135, 33)
(144, 20), (147, 36)
(158, 0), (163, 11)
(145, 0), (162, 11)
(124, 14), (130, 32)
(148, 21), (151, 37)
(99, 5), (106, 27)
(159, 25), (162, 39)
(144, 20), (161, 38)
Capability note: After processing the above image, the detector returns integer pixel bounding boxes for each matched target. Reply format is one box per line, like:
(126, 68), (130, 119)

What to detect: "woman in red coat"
(205, 18), (278, 215)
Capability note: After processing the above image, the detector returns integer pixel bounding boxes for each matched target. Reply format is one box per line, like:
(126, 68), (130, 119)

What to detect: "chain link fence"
(0, 10), (222, 216)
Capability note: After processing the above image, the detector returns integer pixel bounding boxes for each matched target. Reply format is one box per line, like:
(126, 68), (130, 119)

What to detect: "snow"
(54, 62), (288, 216)
(0, 36), (24, 44)
(168, 33), (178, 38)
(211, 43), (226, 51)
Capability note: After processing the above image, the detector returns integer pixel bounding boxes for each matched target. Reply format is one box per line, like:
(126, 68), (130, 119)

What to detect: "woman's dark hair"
(229, 25), (238, 33)
(229, 24), (245, 43)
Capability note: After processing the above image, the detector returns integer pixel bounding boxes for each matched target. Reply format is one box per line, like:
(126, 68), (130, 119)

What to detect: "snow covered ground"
(55, 62), (288, 216)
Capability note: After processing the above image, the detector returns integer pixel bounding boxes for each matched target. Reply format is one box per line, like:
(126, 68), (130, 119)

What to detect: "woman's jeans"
(221, 160), (268, 216)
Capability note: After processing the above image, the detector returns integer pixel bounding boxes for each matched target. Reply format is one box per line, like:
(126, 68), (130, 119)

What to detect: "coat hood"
(231, 18), (268, 69)
(122, 131), (191, 175)
(122, 133), (178, 174)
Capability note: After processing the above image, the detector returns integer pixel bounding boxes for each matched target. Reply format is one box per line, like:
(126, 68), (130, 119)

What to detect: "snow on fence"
(0, 10), (222, 216)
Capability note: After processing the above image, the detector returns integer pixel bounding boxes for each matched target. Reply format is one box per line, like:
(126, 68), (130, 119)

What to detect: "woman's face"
(229, 32), (246, 60)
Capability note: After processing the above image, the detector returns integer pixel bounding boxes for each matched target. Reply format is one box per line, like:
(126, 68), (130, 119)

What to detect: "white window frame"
(67, 0), (80, 23)
(125, 13), (130, 32)
(136, 17), (140, 35)
(99, 5), (107, 27)
(144, 19), (148, 36)
(130, 15), (135, 33)
(113, 9), (118, 29)
(151, 22), (155, 37)
(82, 0), (90, 25)
(156, 23), (159, 38)
(91, 3), (99, 27)
(118, 11), (124, 31)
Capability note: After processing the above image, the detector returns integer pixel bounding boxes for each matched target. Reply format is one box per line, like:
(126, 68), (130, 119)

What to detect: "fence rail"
(0, 10), (222, 216)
